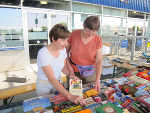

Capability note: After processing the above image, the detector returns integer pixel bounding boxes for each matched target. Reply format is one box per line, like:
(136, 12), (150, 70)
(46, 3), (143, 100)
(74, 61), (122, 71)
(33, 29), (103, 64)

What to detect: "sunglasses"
(56, 25), (67, 31)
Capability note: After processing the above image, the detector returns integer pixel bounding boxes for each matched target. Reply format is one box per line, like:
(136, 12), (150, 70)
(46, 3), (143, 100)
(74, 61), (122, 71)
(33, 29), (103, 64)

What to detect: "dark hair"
(49, 24), (70, 42)
(84, 16), (100, 30)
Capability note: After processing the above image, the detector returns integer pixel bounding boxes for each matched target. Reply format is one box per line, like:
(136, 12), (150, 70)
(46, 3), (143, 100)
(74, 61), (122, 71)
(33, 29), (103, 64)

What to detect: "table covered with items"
(0, 74), (150, 113)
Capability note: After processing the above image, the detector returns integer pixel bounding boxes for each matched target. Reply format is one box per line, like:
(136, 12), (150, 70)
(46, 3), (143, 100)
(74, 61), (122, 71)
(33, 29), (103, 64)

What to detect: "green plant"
(132, 25), (140, 31)
(59, 22), (67, 27)
(41, 26), (48, 32)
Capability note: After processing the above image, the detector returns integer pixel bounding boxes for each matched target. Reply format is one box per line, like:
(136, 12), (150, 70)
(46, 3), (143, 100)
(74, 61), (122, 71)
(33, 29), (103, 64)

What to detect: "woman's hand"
(94, 79), (101, 92)
(68, 94), (86, 106)
(69, 73), (79, 80)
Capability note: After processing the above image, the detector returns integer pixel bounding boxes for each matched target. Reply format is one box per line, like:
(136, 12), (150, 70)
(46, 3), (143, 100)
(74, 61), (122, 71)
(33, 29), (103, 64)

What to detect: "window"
(0, 8), (23, 48)
(72, 2), (102, 14)
(0, 7), (24, 72)
(72, 13), (101, 35)
(102, 16), (126, 36)
(146, 14), (150, 38)
(128, 18), (144, 36)
(103, 7), (127, 17)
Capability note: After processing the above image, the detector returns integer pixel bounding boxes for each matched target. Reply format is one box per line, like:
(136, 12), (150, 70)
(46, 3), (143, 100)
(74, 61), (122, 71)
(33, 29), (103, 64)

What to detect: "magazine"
(23, 96), (51, 113)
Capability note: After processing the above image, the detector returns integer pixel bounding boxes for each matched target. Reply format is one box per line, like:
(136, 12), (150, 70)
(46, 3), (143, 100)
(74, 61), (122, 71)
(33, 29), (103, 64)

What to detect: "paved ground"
(0, 69), (37, 106)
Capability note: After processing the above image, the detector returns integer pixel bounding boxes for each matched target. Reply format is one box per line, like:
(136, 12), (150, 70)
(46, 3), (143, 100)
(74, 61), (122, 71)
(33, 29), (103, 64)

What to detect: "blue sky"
(0, 8), (22, 27)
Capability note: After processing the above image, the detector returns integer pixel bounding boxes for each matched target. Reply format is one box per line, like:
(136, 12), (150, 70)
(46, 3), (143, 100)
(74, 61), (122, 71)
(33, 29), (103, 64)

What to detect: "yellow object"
(61, 76), (67, 83)
(147, 42), (150, 47)
(33, 107), (43, 112)
(144, 87), (150, 90)
(83, 94), (87, 98)
(84, 89), (98, 98)
(0, 83), (36, 100)
(61, 105), (82, 113)
(40, 0), (47, 4)
(123, 109), (130, 113)
(75, 109), (92, 113)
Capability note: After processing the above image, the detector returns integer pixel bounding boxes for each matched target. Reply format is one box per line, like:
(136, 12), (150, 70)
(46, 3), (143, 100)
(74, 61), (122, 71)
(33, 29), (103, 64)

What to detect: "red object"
(137, 72), (144, 77)
(137, 72), (150, 81)
(125, 1), (129, 3)
(123, 72), (132, 77)
(103, 87), (115, 97)
(121, 98), (133, 108)
(118, 85), (122, 90)
(125, 88), (129, 93)
(107, 96), (114, 100)
(136, 84), (145, 89)
(126, 81), (135, 85)
(53, 106), (60, 112)
(50, 94), (69, 105)
(93, 97), (102, 102)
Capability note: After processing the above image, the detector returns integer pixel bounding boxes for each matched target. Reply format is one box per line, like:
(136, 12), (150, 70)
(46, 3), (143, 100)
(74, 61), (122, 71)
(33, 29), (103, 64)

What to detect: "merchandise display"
(22, 73), (150, 113)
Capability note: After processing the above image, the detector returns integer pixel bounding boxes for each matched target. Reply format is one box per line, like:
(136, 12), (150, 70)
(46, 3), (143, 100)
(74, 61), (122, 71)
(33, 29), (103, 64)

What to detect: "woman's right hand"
(68, 94), (86, 106)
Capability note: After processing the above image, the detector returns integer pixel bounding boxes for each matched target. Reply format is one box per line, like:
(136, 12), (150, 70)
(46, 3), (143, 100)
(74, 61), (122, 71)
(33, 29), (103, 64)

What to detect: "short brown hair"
(49, 24), (70, 42)
(84, 16), (100, 30)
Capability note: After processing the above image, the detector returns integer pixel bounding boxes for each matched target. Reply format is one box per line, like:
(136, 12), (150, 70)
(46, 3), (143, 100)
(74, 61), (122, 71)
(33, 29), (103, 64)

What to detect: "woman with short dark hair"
(36, 24), (85, 105)
(66, 16), (102, 92)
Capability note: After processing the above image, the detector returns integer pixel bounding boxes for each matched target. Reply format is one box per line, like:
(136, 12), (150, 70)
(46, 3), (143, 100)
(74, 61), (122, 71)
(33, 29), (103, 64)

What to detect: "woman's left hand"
(94, 79), (101, 92)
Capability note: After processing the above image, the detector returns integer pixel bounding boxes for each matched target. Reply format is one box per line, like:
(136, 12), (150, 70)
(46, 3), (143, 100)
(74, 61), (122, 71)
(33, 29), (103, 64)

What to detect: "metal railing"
(101, 36), (148, 60)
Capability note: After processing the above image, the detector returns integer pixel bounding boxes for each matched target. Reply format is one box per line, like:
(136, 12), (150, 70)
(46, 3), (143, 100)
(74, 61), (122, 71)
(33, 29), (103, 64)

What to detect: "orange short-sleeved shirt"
(68, 29), (103, 72)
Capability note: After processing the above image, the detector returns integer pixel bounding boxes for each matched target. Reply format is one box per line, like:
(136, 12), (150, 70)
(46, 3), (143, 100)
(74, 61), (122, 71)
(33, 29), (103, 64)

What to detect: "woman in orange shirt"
(66, 16), (102, 92)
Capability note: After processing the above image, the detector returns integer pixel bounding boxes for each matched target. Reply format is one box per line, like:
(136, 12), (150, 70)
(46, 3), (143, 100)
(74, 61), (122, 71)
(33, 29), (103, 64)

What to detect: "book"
(113, 94), (134, 109)
(69, 79), (83, 97)
(130, 101), (149, 113)
(23, 96), (51, 113)
(96, 102), (124, 113)
(75, 109), (92, 113)
(85, 97), (96, 106)
(49, 94), (69, 105)
(34, 108), (54, 113)
(60, 104), (82, 113)
(85, 103), (102, 113)
(137, 94), (150, 107)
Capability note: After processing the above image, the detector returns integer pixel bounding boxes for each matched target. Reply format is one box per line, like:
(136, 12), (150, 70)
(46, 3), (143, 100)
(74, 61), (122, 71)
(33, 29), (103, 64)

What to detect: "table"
(0, 83), (36, 105)
(0, 78), (149, 113)
(121, 59), (150, 68)
(110, 61), (139, 78)
(141, 56), (150, 63)
(110, 58), (150, 78)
